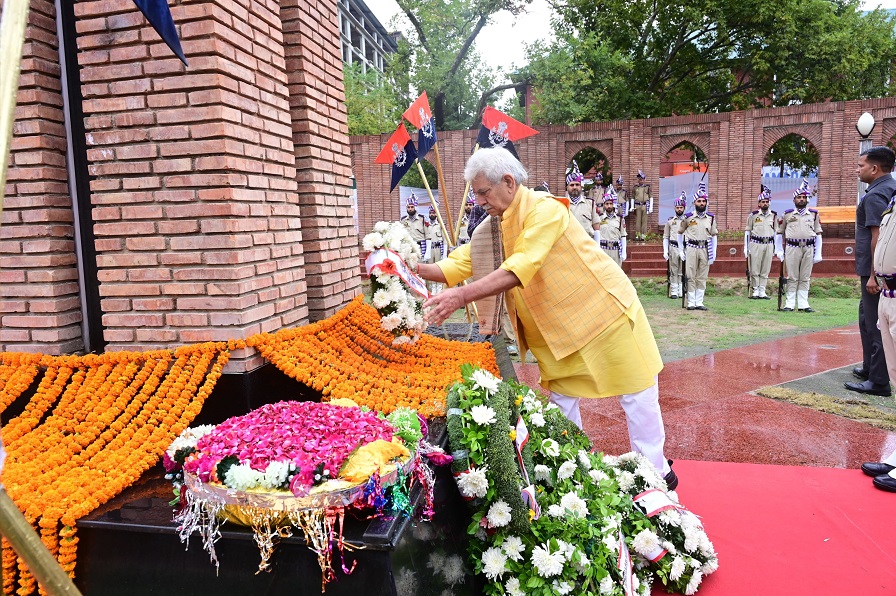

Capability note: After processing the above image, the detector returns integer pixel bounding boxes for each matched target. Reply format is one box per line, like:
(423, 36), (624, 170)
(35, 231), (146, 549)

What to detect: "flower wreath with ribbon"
(445, 366), (719, 596)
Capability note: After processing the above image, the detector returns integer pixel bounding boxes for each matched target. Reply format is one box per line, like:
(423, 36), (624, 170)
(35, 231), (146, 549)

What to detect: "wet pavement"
(514, 326), (896, 468)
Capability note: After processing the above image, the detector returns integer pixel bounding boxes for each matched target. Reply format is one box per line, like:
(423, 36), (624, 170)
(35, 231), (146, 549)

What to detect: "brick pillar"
(281, 0), (360, 320)
(74, 0), (307, 370)
(1, 0), (84, 354)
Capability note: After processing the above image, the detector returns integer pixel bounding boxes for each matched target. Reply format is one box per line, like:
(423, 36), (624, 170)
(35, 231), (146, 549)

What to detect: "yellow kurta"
(439, 188), (662, 398)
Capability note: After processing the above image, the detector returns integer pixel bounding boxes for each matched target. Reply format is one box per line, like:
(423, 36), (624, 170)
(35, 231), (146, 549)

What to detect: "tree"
(523, 0), (896, 124)
(766, 134), (819, 177)
(343, 63), (403, 136)
(388, 0), (531, 130)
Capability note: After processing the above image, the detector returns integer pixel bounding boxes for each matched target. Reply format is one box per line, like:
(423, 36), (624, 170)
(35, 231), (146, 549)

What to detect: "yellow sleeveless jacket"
(502, 186), (637, 360)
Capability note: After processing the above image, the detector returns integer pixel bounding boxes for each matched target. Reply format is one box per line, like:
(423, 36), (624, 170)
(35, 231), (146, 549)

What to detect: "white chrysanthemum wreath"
(363, 221), (428, 345)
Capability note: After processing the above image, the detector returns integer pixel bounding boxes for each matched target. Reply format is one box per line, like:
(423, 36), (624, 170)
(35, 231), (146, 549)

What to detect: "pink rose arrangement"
(179, 401), (396, 495)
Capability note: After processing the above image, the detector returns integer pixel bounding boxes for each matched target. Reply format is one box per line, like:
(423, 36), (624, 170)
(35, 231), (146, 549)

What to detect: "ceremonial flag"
(376, 124), (418, 192)
(132, 0), (187, 65)
(403, 92), (438, 157)
(476, 106), (538, 158)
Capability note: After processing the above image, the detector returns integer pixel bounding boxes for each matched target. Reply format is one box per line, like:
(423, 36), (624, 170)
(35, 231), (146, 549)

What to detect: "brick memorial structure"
(2, 0), (359, 362)
(352, 98), (896, 242)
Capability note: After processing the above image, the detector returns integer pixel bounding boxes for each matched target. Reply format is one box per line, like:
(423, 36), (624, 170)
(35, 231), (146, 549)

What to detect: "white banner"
(633, 488), (677, 517)
(364, 248), (430, 299)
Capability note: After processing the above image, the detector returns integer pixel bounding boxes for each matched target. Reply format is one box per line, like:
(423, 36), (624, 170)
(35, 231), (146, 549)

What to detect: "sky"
(364, 0), (896, 74)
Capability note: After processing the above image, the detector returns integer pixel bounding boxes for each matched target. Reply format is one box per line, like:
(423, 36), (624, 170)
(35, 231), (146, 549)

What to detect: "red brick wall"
(1, 0), (83, 355)
(352, 98), (896, 236)
(1, 0), (360, 367)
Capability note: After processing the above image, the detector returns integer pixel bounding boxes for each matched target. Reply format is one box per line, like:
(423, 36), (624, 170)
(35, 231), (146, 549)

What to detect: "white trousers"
(550, 378), (670, 475)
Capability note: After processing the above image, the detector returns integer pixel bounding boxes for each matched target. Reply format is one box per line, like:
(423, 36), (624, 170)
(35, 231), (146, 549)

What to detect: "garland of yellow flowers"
(0, 297), (496, 594)
(247, 296), (498, 418)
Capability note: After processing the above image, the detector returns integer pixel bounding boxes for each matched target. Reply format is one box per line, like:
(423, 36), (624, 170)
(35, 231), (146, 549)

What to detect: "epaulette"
(771, 210), (778, 216)
(808, 208), (818, 214)
(751, 210), (759, 215)
(684, 211), (694, 218)
(784, 208), (795, 214)
(707, 212), (715, 217)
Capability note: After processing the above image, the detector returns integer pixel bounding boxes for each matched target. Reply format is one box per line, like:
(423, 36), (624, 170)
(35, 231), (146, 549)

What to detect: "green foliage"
(343, 63), (402, 135)
(524, 0), (896, 124)
(388, 0), (531, 130)
(766, 133), (819, 176)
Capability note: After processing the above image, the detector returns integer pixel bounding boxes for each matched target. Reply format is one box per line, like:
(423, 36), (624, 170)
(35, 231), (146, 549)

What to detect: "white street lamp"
(857, 112), (876, 203)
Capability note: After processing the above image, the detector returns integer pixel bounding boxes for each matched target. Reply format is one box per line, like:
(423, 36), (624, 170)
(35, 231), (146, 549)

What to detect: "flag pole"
(414, 159), (451, 245)
(431, 144), (455, 243)
(455, 143), (481, 242)
(0, 1), (86, 593)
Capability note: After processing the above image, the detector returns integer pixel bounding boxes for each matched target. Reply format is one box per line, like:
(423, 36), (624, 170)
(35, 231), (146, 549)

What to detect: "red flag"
(375, 124), (412, 164)
(403, 92), (432, 129)
(481, 106), (538, 142)
(403, 92), (438, 156)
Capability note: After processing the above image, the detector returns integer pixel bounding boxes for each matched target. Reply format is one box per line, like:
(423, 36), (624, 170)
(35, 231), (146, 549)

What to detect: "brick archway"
(659, 134), (711, 160)
(761, 124), (823, 158)
(879, 117), (896, 146)
(564, 139), (614, 169)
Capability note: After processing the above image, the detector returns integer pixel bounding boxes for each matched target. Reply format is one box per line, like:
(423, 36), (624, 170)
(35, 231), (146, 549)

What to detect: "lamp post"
(856, 111), (876, 203)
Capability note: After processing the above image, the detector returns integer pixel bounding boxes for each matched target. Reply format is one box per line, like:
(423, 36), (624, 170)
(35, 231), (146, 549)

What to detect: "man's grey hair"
(464, 147), (529, 185)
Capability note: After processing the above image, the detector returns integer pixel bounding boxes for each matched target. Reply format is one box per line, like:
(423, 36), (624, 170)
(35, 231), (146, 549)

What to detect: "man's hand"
(663, 251), (669, 261)
(423, 287), (467, 326)
(867, 276), (881, 295)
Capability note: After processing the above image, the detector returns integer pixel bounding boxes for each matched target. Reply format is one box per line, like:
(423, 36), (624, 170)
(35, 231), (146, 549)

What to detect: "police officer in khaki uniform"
(587, 172), (606, 219)
(863, 195), (896, 491)
(457, 194), (474, 245)
(565, 161), (598, 236)
(630, 170), (653, 241)
(614, 175), (627, 216)
(595, 186), (627, 267)
(774, 179), (822, 312)
(677, 182), (718, 310)
(663, 192), (687, 299)
(425, 207), (444, 262)
(400, 193), (426, 255)
(745, 185), (777, 300)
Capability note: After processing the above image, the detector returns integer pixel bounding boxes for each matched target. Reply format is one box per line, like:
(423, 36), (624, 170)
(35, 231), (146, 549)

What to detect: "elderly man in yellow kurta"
(416, 147), (677, 488)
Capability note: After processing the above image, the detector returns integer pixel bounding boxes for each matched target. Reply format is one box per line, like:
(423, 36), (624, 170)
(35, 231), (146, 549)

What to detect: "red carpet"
(653, 460), (896, 595)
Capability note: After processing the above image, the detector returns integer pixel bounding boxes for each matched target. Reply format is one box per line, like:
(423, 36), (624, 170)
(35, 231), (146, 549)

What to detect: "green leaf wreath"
(446, 367), (719, 596)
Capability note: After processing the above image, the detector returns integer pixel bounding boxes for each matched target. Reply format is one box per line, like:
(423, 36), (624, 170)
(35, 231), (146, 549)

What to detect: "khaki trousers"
(748, 242), (773, 295)
(784, 245), (813, 309)
(685, 246), (709, 292)
(633, 206), (648, 238)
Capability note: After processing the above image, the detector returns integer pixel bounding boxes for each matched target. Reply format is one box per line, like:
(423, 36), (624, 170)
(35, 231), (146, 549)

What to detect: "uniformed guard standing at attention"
(663, 192), (688, 299)
(614, 175), (627, 218)
(425, 207), (444, 263)
(745, 184), (777, 299)
(457, 193), (475, 245)
(630, 170), (653, 241)
(596, 185), (627, 267)
(677, 182), (718, 310)
(590, 172), (606, 218)
(775, 179), (823, 312)
(565, 161), (598, 236)
(400, 193), (426, 255)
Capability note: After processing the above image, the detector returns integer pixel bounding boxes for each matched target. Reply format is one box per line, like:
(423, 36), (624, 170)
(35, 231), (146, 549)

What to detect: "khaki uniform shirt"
(663, 215), (686, 243)
(777, 209), (822, 240)
(599, 213), (626, 243)
(874, 202), (896, 275)
(678, 211), (718, 241)
(457, 215), (471, 244)
(400, 214), (426, 242)
(425, 218), (443, 243)
(568, 195), (598, 234)
(746, 209), (777, 238)
(632, 185), (651, 205)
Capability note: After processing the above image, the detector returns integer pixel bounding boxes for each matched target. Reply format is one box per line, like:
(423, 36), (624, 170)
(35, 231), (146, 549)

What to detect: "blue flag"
(133, 0), (187, 65)
(375, 124), (419, 192)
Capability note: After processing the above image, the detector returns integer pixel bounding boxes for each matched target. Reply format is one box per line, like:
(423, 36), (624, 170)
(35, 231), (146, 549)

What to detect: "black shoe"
(663, 460), (679, 491)
(852, 367), (869, 381)
(799, 307), (816, 313)
(695, 305), (708, 311)
(844, 380), (892, 397)
(872, 474), (896, 492)
(862, 462), (896, 477)
(669, 295), (679, 299)
(687, 306), (696, 310)
(782, 307), (794, 312)
(759, 296), (772, 300)
(749, 295), (758, 300)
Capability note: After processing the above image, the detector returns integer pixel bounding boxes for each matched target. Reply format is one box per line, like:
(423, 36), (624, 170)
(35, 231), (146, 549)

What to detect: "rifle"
(777, 258), (787, 311)
(746, 251), (752, 298)
(666, 257), (672, 298)
(681, 252), (688, 309)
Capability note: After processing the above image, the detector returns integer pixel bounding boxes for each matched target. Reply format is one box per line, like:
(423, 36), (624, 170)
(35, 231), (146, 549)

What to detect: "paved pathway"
(514, 326), (896, 468)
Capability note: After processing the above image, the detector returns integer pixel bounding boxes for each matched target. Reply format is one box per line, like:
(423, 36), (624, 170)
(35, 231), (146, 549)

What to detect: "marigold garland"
(0, 297), (495, 593)
(247, 296), (498, 418)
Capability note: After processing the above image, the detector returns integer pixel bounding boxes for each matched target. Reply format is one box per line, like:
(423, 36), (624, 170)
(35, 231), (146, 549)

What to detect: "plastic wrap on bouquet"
(175, 457), (411, 591)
